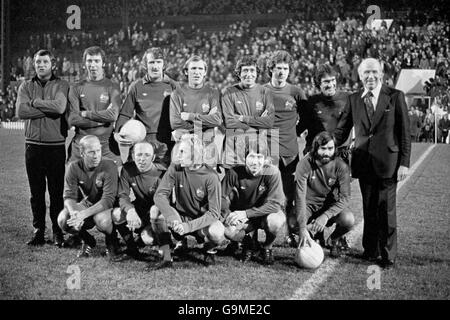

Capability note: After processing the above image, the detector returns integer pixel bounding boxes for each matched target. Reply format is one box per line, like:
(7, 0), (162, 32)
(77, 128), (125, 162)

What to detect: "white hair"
(357, 58), (383, 78)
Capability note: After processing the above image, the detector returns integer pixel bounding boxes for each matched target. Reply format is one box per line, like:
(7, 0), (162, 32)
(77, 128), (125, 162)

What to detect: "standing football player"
(112, 141), (166, 259)
(67, 46), (122, 165)
(152, 135), (226, 269)
(297, 64), (352, 160)
(221, 55), (275, 166)
(170, 55), (223, 163)
(221, 142), (286, 265)
(17, 49), (69, 247)
(57, 135), (120, 260)
(295, 131), (354, 257)
(115, 47), (178, 167)
(264, 50), (307, 247)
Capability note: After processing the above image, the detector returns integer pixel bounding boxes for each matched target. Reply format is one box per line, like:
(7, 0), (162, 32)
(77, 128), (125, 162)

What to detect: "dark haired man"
(295, 131), (354, 257)
(222, 55), (275, 166)
(17, 49), (69, 247)
(297, 64), (351, 159)
(68, 46), (122, 165)
(264, 50), (307, 247)
(221, 142), (286, 265)
(116, 47), (178, 167)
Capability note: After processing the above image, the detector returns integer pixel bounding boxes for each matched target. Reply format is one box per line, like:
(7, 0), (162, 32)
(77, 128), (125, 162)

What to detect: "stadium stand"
(2, 0), (448, 127)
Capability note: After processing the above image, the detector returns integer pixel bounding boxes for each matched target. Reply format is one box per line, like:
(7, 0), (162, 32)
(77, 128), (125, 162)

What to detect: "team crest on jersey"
(163, 90), (171, 97)
(95, 174), (104, 188)
(202, 103), (210, 113)
(99, 93), (109, 103)
(256, 101), (264, 111)
(258, 184), (266, 193)
(285, 100), (295, 110)
(196, 187), (205, 198)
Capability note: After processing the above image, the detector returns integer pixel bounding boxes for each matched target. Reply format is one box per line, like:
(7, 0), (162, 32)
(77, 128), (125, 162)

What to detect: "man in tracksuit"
(17, 49), (69, 247)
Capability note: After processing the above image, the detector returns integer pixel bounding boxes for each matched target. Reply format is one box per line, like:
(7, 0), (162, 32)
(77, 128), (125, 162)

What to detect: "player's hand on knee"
(126, 208), (141, 231)
(170, 220), (185, 235)
(226, 210), (247, 226)
(311, 215), (327, 233)
(67, 211), (84, 231)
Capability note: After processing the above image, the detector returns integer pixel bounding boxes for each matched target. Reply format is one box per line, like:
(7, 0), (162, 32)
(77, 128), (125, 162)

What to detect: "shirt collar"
(32, 73), (57, 84)
(361, 82), (382, 101)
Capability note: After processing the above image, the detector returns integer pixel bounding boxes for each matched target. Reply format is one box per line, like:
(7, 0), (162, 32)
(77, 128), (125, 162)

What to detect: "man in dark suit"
(334, 58), (411, 269)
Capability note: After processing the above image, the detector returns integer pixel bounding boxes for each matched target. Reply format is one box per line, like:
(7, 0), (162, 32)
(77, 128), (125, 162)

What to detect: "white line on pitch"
(289, 143), (436, 300)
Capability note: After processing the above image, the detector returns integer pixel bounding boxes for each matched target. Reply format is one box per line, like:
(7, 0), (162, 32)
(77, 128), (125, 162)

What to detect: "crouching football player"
(221, 142), (286, 265)
(111, 141), (166, 260)
(152, 135), (227, 269)
(57, 135), (120, 260)
(295, 131), (355, 257)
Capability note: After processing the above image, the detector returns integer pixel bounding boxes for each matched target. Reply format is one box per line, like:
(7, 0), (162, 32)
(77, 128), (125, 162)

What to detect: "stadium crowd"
(3, 1), (449, 125)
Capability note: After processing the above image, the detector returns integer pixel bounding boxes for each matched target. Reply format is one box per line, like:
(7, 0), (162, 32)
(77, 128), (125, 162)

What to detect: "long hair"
(311, 131), (337, 160)
(234, 55), (260, 80)
(266, 50), (293, 77)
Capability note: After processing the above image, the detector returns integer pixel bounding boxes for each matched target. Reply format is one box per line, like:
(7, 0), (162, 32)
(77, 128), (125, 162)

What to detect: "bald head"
(79, 135), (102, 169)
(132, 141), (155, 172)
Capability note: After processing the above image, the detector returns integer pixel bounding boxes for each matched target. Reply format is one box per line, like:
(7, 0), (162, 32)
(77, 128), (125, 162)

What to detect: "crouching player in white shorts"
(152, 135), (228, 269)
(221, 142), (286, 265)
(111, 141), (166, 260)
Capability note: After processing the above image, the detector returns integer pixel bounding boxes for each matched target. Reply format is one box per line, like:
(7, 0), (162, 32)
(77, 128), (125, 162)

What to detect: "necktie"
(364, 91), (375, 122)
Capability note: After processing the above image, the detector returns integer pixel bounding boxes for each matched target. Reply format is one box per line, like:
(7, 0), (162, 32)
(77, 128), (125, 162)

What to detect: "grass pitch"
(0, 128), (448, 300)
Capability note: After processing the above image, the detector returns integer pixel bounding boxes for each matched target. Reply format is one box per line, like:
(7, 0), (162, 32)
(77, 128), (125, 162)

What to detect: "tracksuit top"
(264, 82), (307, 157)
(118, 162), (166, 213)
(17, 74), (69, 145)
(221, 165), (285, 218)
(154, 164), (221, 233)
(68, 77), (121, 140)
(170, 83), (222, 132)
(63, 159), (118, 210)
(294, 154), (351, 230)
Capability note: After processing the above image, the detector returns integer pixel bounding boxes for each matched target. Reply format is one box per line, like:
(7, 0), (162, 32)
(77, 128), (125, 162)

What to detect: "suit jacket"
(334, 85), (411, 179)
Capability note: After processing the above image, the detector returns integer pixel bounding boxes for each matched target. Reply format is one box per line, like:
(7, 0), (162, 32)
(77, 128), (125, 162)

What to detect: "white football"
(119, 119), (146, 144)
(295, 240), (324, 269)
